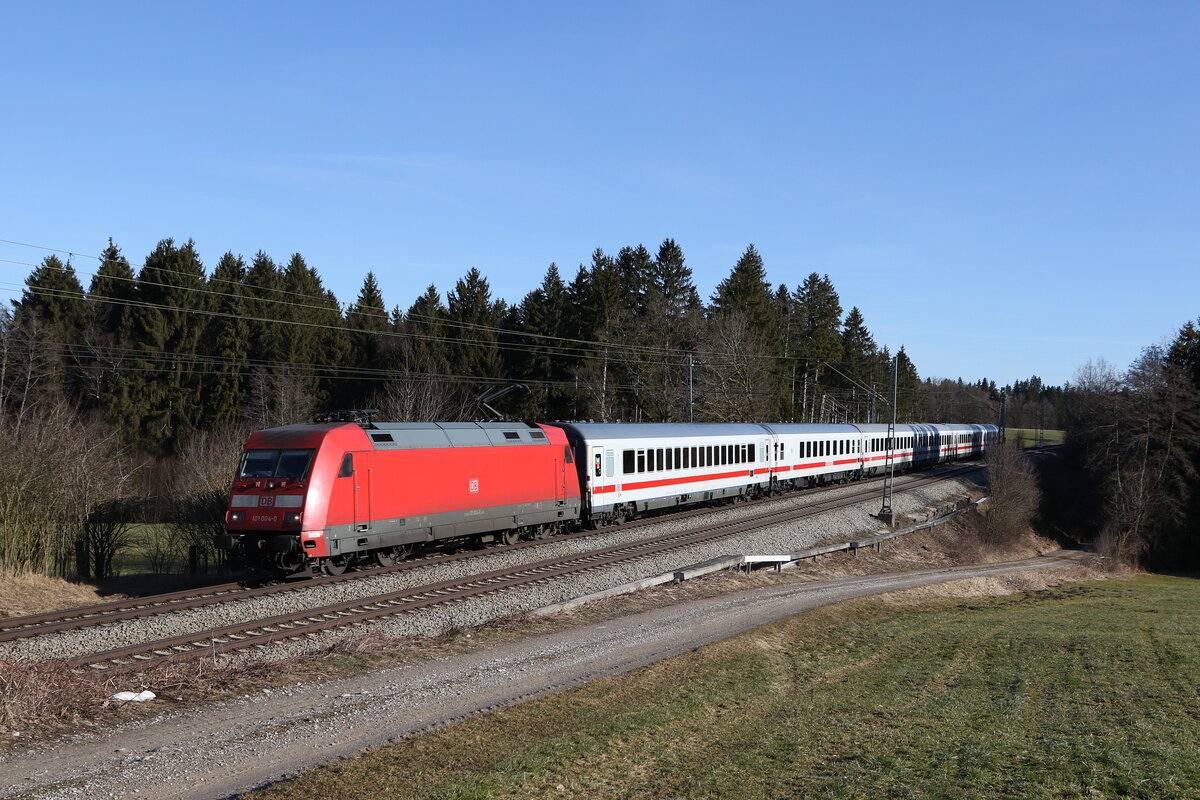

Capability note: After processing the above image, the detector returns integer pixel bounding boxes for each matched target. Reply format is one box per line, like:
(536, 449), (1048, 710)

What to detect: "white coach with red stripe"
(550, 421), (1000, 526)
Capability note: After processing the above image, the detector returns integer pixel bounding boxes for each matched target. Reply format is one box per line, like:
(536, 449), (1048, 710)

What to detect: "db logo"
(469, 479), (479, 493)
(258, 496), (275, 507)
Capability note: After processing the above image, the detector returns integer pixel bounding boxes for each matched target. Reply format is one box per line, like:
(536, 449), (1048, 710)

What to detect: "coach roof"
(552, 422), (775, 441)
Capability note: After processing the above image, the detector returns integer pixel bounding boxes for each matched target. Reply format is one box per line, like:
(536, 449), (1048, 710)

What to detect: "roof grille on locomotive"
(311, 409), (380, 427)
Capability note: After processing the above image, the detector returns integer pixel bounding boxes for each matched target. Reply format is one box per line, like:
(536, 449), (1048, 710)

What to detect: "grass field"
(1007, 427), (1065, 446)
(254, 576), (1200, 800)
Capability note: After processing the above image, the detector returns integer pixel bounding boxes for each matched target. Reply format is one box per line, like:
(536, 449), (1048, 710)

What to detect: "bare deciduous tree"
(694, 312), (778, 422)
(982, 442), (1040, 545)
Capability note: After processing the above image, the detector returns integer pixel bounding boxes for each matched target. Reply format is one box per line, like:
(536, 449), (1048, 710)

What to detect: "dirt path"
(0, 551), (1084, 800)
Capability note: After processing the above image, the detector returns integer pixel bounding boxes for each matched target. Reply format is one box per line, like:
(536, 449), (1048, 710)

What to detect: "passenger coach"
(551, 423), (773, 525)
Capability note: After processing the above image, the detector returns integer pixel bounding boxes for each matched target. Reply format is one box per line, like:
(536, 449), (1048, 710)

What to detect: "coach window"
(623, 450), (635, 474)
(637, 450), (646, 473)
(606, 449), (615, 477)
(654, 448), (662, 470)
(338, 453), (353, 478)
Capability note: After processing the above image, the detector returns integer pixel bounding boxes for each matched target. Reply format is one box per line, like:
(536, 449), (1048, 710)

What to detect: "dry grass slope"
(250, 575), (1200, 800)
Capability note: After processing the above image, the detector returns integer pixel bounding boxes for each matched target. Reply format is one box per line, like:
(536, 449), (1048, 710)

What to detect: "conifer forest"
(2, 236), (1197, 574)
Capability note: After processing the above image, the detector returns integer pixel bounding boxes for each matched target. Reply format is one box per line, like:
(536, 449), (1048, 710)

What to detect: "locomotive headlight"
(229, 511), (244, 522)
(285, 512), (302, 525)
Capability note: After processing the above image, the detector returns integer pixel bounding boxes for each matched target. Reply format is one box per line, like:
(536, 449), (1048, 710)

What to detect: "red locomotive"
(215, 419), (581, 577)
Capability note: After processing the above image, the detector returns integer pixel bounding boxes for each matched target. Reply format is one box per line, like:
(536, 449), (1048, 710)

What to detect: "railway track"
(2, 464), (979, 645)
(58, 466), (979, 672)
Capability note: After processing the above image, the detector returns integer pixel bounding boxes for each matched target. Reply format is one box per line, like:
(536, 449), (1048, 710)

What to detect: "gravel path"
(2, 475), (969, 663)
(0, 550), (1083, 800)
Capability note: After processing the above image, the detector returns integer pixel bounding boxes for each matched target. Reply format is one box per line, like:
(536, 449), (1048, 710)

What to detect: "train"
(214, 418), (1000, 577)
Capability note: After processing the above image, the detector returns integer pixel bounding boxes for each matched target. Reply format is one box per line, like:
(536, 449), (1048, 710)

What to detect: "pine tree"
(791, 273), (844, 421)
(243, 252), (287, 366)
(200, 252), (249, 426)
(282, 253), (347, 407)
(15, 254), (86, 342)
(14, 255), (88, 403)
(123, 239), (209, 453)
(710, 244), (777, 343)
(87, 240), (136, 338)
(344, 272), (389, 406)
(83, 241), (138, 420)
(403, 284), (450, 376)
(841, 306), (878, 421)
(445, 267), (504, 384)
(614, 245), (655, 316)
(651, 238), (700, 317)
(896, 346), (921, 421)
(1168, 319), (1200, 389)
(513, 264), (571, 417)
(793, 273), (843, 364)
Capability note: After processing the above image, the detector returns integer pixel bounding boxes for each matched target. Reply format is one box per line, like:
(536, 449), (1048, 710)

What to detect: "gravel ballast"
(2, 475), (971, 663)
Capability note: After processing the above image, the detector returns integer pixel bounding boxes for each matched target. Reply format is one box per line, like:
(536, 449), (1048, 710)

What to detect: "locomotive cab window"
(240, 448), (316, 480)
(337, 453), (353, 478)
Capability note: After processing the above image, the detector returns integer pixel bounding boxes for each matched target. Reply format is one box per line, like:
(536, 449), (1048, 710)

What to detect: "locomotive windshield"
(239, 449), (315, 479)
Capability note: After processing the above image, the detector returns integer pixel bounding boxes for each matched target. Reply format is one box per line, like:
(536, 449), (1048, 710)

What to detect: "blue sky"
(1, 1), (1196, 386)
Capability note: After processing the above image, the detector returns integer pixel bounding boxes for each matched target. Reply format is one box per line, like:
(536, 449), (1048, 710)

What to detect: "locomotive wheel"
(322, 556), (349, 576)
(535, 524), (553, 540)
(500, 529), (520, 546)
(374, 544), (412, 567)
